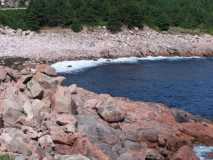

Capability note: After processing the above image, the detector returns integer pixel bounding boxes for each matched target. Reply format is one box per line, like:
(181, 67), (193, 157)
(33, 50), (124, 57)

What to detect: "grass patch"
(0, 155), (13, 160)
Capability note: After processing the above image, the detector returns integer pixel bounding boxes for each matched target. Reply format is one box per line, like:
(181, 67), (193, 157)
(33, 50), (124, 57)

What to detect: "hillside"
(0, 0), (213, 34)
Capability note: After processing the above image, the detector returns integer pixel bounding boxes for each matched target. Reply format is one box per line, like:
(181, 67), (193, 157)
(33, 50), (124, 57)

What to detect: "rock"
(69, 84), (77, 94)
(207, 152), (213, 159)
(38, 135), (55, 151)
(15, 155), (28, 160)
(27, 79), (43, 99)
(53, 86), (77, 114)
(0, 67), (7, 81)
(23, 100), (34, 120)
(56, 114), (77, 133)
(34, 72), (65, 88)
(145, 149), (163, 160)
(49, 125), (78, 145)
(0, 128), (33, 156)
(123, 140), (144, 151)
(55, 154), (90, 160)
(21, 126), (38, 139)
(2, 86), (28, 126)
(97, 105), (125, 123)
(56, 114), (77, 126)
(117, 151), (146, 160)
(172, 145), (198, 160)
(36, 64), (57, 77)
(137, 128), (159, 143)
(182, 122), (213, 145)
(64, 124), (76, 133)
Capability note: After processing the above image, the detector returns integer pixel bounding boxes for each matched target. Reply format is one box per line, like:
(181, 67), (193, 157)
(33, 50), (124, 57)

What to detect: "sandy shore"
(1, 26), (213, 62)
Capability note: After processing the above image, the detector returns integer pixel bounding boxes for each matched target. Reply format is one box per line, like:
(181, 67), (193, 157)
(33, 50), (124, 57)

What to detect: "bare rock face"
(53, 86), (77, 114)
(0, 128), (33, 156)
(0, 64), (212, 160)
(172, 145), (199, 160)
(97, 104), (126, 123)
(2, 86), (28, 126)
(0, 67), (7, 81)
(26, 78), (44, 98)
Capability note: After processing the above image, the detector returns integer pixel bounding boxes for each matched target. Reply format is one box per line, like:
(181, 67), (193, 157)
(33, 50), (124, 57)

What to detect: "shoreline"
(0, 55), (212, 71)
(0, 64), (212, 159)
(1, 26), (213, 63)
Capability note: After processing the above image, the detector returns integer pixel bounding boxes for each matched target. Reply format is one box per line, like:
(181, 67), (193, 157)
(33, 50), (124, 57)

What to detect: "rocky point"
(0, 64), (212, 160)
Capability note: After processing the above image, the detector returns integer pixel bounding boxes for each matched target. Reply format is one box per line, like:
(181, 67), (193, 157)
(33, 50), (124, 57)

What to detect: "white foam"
(51, 56), (204, 73)
(194, 145), (213, 160)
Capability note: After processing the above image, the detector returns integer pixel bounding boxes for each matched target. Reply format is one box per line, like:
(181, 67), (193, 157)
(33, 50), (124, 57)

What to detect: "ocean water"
(53, 57), (213, 120)
(52, 56), (213, 159)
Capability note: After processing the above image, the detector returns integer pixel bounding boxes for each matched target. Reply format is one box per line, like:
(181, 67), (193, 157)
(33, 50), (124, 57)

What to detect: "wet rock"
(27, 79), (43, 99)
(97, 105), (125, 123)
(36, 64), (57, 77)
(207, 152), (213, 159)
(172, 145), (198, 160)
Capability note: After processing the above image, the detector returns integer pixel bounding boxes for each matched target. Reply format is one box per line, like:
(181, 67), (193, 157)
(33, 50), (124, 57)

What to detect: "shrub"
(70, 20), (83, 32)
(1, 0), (213, 34)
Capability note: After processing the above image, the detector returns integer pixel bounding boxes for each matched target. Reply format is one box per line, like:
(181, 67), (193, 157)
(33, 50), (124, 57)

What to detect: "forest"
(0, 0), (213, 33)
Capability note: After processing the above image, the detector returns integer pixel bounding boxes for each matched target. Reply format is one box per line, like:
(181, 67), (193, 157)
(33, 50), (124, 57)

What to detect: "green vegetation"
(0, 155), (13, 160)
(0, 0), (213, 33)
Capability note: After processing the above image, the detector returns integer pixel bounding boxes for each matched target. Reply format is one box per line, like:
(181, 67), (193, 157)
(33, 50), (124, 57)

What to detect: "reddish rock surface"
(172, 145), (198, 160)
(0, 64), (212, 160)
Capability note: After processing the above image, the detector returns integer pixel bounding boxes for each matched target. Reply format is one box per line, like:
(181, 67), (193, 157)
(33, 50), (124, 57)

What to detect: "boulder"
(36, 64), (57, 77)
(117, 151), (146, 160)
(53, 86), (77, 114)
(56, 114), (77, 133)
(0, 67), (7, 81)
(97, 105), (125, 123)
(69, 84), (77, 94)
(55, 154), (90, 160)
(49, 125), (78, 145)
(26, 79), (43, 99)
(38, 135), (55, 151)
(0, 128), (33, 156)
(172, 145), (198, 160)
(56, 114), (77, 126)
(34, 72), (65, 88)
(2, 86), (28, 126)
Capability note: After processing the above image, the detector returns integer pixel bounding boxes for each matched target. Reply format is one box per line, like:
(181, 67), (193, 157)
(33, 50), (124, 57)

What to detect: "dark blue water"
(61, 58), (213, 120)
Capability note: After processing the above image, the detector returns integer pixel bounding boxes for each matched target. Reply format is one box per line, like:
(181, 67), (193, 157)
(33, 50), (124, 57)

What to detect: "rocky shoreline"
(1, 26), (213, 62)
(0, 64), (212, 160)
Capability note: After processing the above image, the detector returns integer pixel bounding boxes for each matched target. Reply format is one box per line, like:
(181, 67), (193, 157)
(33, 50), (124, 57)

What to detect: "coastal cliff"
(0, 64), (212, 160)
(0, 26), (213, 62)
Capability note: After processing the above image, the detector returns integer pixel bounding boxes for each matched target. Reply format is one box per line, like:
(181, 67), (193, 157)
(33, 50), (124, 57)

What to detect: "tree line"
(0, 0), (213, 33)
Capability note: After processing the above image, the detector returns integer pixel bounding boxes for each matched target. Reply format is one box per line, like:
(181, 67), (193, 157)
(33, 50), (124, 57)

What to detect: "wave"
(194, 145), (213, 160)
(51, 56), (205, 73)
